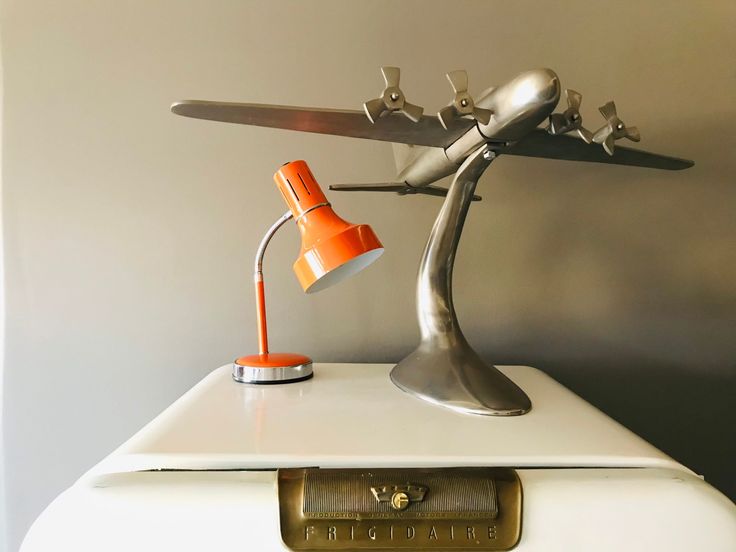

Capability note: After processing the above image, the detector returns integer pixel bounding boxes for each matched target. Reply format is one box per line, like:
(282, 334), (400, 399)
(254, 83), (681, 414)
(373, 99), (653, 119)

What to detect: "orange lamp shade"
(274, 161), (384, 293)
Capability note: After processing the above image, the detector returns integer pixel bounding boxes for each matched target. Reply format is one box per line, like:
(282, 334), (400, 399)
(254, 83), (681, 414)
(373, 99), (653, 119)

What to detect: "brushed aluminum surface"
(170, 101), (473, 148)
(498, 128), (693, 170)
(363, 66), (424, 123)
(390, 146), (532, 416)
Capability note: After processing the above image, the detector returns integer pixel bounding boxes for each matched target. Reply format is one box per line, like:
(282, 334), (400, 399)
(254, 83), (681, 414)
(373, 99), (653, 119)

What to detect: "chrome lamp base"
(232, 353), (313, 384)
(390, 146), (531, 416)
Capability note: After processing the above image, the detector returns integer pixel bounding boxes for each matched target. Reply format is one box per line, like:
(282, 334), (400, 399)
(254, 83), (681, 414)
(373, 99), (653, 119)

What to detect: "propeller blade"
(472, 106), (492, 125)
(592, 124), (610, 144)
(547, 113), (566, 135)
(381, 66), (400, 88)
(401, 101), (424, 123)
(566, 89), (582, 110)
(576, 126), (594, 144)
(438, 69), (490, 128)
(625, 126), (641, 142)
(363, 98), (387, 124)
(547, 89), (586, 138)
(446, 70), (468, 94)
(603, 134), (616, 156)
(599, 101), (618, 121)
(437, 105), (457, 130)
(364, 66), (424, 124)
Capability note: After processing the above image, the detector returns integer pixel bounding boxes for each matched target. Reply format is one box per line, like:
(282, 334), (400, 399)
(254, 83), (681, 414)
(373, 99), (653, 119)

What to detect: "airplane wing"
(496, 128), (693, 170)
(171, 100), (475, 148)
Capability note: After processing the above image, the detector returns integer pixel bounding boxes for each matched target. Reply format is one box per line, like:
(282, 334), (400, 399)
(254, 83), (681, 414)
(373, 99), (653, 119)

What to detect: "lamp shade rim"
(304, 247), (383, 294)
(294, 221), (384, 293)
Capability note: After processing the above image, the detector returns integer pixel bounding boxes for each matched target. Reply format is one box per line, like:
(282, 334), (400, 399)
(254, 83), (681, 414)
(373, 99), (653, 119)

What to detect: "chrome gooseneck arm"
(254, 210), (293, 277)
(390, 146), (532, 416)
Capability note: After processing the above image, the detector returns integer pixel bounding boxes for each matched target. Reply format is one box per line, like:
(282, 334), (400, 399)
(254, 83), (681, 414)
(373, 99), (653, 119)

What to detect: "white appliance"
(21, 364), (736, 551)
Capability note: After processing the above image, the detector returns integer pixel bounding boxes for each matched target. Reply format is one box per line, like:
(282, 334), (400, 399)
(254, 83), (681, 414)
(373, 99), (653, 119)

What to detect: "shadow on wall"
(543, 360), (736, 503)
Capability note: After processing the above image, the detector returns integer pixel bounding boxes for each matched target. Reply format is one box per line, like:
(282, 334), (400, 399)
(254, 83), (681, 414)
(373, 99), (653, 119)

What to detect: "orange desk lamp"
(232, 160), (384, 384)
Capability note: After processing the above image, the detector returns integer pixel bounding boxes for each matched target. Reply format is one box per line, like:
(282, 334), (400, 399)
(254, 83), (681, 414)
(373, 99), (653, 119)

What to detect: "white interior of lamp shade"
(305, 248), (384, 294)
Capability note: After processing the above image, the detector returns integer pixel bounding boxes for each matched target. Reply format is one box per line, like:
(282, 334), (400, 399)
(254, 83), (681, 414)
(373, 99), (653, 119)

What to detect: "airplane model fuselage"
(398, 68), (561, 188)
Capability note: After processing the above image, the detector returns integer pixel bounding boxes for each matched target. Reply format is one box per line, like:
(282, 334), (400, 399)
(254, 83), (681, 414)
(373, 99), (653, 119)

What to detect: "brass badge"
(370, 483), (427, 511)
(278, 467), (522, 551)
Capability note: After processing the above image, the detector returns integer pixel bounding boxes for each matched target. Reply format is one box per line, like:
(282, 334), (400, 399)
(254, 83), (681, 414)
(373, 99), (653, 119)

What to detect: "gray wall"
(2, 0), (734, 550)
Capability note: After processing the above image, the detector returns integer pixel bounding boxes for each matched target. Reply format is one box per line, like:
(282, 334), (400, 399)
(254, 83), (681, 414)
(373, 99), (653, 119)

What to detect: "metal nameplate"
(278, 467), (522, 551)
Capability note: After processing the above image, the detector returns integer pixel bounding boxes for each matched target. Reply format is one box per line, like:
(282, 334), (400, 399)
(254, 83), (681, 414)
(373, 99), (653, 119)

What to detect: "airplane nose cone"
(522, 68), (560, 104)
(506, 68), (560, 109)
(477, 68), (562, 140)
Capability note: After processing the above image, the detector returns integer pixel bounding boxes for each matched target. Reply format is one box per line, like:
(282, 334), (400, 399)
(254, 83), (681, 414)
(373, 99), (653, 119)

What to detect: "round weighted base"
(232, 353), (313, 384)
(391, 341), (531, 416)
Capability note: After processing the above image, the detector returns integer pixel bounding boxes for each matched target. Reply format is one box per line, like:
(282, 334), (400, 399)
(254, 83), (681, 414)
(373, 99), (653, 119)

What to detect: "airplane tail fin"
(329, 182), (481, 201)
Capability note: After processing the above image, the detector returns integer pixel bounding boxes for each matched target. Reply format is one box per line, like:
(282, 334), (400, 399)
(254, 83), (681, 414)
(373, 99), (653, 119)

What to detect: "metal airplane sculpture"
(172, 67), (694, 417)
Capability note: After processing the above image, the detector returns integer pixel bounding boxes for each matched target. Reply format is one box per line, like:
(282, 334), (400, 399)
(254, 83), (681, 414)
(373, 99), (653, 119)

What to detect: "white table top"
(89, 364), (685, 476)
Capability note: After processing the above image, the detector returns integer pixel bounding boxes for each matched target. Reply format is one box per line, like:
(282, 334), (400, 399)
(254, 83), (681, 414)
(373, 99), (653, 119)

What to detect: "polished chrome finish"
(232, 360), (313, 384)
(390, 146), (532, 416)
(547, 89), (593, 143)
(329, 182), (481, 201)
(397, 145), (459, 187)
(437, 70), (492, 129)
(254, 210), (293, 276)
(476, 68), (561, 142)
(171, 100), (472, 148)
(592, 100), (641, 155)
(363, 66), (424, 123)
(445, 125), (489, 164)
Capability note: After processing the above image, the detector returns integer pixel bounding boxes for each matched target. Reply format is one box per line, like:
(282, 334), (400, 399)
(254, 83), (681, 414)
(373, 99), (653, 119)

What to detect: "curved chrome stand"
(390, 146), (532, 416)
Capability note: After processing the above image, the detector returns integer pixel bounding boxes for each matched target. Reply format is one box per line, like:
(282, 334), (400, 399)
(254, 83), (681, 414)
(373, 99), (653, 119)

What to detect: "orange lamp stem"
(252, 209), (293, 356)
(255, 277), (268, 355)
